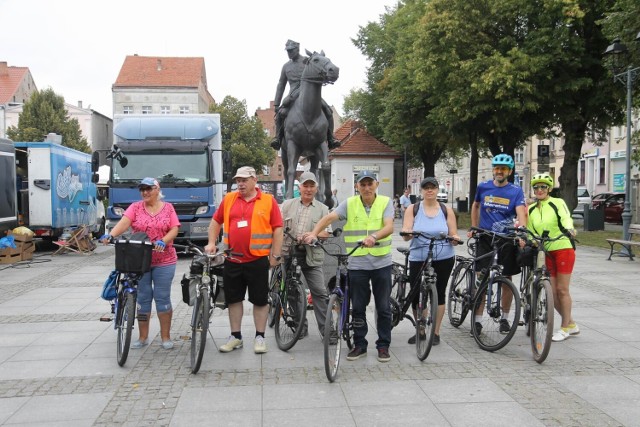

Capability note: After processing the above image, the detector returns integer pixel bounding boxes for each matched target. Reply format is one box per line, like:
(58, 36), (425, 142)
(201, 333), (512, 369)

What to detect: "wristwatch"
(271, 254), (282, 261)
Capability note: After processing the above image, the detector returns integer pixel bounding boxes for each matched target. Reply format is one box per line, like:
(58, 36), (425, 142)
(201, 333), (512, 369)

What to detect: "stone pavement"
(0, 223), (639, 426)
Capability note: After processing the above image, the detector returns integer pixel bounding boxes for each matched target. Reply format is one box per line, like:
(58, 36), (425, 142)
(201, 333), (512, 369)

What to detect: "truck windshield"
(111, 151), (210, 185)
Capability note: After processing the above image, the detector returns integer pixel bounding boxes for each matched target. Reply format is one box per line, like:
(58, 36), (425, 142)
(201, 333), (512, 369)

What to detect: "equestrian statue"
(270, 39), (340, 208)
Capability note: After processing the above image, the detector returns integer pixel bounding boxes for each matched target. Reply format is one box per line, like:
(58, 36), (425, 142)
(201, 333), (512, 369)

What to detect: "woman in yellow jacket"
(527, 173), (579, 342)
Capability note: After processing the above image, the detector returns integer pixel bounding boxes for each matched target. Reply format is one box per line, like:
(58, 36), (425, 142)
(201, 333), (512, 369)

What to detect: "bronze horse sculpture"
(281, 50), (339, 208)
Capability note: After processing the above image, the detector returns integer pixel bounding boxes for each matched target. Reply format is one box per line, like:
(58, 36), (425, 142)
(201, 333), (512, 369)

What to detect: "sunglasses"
(532, 185), (549, 191)
(139, 186), (155, 192)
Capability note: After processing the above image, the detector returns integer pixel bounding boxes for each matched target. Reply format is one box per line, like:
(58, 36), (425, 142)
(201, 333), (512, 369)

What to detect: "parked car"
(591, 193), (625, 223)
(436, 186), (448, 203)
(570, 186), (591, 217)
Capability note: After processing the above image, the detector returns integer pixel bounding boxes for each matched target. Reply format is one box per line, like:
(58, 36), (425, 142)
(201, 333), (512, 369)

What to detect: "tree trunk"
(559, 120), (587, 213)
(469, 132), (479, 204)
(419, 142), (444, 178)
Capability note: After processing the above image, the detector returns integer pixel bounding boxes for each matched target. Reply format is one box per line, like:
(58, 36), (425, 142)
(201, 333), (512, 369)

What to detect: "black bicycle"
(267, 227), (307, 351)
(509, 227), (566, 363)
(176, 242), (235, 374)
(392, 231), (462, 360)
(447, 227), (521, 352)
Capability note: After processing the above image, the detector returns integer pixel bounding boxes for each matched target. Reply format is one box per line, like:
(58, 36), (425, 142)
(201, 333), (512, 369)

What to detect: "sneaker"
(346, 347), (367, 361)
(161, 340), (174, 350)
(567, 323), (580, 335)
(407, 333), (427, 344)
(131, 339), (148, 349)
(219, 336), (243, 353)
(499, 319), (511, 334)
(377, 347), (390, 363)
(433, 334), (440, 346)
(552, 329), (571, 342)
(254, 336), (268, 354)
(470, 322), (483, 336)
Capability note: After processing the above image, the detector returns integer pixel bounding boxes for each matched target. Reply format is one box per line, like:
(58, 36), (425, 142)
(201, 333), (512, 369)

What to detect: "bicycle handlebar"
(505, 226), (574, 245)
(174, 242), (243, 260)
(399, 231), (463, 245)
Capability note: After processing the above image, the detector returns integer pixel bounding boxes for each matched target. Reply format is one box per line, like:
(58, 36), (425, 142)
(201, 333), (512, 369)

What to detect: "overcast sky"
(2, 0), (397, 119)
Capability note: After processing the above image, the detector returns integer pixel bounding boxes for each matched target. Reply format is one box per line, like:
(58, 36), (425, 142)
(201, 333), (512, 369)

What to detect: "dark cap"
(355, 170), (377, 183)
(285, 39), (300, 50)
(420, 177), (439, 188)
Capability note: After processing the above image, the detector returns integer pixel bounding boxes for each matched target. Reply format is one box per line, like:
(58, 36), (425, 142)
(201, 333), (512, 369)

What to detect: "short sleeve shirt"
(124, 201), (181, 266)
(213, 189), (283, 263)
(474, 181), (526, 233)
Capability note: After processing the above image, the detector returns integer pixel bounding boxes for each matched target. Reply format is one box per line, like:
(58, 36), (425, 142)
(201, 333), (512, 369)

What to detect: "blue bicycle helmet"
(491, 153), (515, 169)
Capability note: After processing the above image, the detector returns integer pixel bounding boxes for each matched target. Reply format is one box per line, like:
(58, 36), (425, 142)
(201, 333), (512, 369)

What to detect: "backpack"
(528, 201), (576, 250)
(101, 270), (119, 301)
(413, 201), (448, 219)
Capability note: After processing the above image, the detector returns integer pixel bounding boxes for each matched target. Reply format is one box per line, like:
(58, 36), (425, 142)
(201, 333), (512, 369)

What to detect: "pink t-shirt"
(124, 201), (181, 266)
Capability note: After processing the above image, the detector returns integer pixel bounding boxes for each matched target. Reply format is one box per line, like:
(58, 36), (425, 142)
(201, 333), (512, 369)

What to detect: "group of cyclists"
(102, 153), (579, 358)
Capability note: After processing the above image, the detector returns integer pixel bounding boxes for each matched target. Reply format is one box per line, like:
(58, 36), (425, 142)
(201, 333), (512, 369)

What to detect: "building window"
(579, 160), (586, 185)
(179, 106), (190, 114)
(598, 158), (606, 184)
(514, 149), (524, 164)
(123, 106), (133, 114)
(142, 106), (152, 114)
(160, 106), (170, 114)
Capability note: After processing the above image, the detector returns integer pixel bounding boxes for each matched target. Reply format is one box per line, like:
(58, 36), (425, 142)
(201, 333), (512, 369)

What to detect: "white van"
(437, 186), (448, 203)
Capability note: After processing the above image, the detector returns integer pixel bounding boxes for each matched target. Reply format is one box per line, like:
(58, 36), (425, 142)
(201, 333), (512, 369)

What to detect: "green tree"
(6, 88), (91, 153)
(209, 96), (274, 188)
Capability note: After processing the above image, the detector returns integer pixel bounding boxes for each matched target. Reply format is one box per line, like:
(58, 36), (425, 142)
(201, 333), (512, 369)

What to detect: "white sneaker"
(552, 329), (570, 342)
(566, 323), (580, 335)
(219, 336), (243, 352)
(254, 336), (267, 354)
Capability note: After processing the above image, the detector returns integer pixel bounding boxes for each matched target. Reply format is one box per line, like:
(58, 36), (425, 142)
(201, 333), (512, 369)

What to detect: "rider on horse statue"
(270, 39), (341, 151)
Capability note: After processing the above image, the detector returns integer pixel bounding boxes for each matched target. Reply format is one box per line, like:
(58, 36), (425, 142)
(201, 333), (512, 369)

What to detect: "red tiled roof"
(0, 65), (29, 104)
(331, 120), (401, 158)
(113, 56), (206, 88)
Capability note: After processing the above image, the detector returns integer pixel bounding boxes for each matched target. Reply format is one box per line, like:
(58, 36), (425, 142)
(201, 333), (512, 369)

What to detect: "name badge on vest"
(237, 220), (248, 228)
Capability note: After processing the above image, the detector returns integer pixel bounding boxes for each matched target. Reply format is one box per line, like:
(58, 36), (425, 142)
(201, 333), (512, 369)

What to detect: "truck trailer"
(14, 139), (102, 239)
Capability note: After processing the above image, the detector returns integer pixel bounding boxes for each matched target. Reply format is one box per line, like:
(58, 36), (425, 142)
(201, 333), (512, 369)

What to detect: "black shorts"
(223, 257), (269, 306)
(475, 234), (521, 277)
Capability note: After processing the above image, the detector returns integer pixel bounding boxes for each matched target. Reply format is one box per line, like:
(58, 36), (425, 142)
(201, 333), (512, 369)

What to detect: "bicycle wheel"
(530, 278), (554, 363)
(416, 278), (437, 361)
(116, 292), (136, 366)
(268, 265), (283, 328)
(448, 262), (472, 327)
(275, 279), (306, 351)
(378, 267), (403, 329)
(520, 268), (533, 337)
(190, 287), (210, 374)
(471, 277), (521, 352)
(324, 293), (342, 382)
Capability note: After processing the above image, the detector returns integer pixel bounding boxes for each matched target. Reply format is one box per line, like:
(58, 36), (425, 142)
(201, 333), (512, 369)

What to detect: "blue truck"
(12, 138), (103, 239)
(106, 114), (224, 241)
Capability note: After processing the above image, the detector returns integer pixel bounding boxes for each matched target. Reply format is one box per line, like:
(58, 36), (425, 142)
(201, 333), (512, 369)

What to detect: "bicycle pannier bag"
(101, 270), (119, 300)
(115, 232), (153, 274)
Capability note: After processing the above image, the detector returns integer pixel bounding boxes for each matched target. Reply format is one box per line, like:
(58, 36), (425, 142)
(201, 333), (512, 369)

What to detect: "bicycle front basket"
(115, 233), (153, 274)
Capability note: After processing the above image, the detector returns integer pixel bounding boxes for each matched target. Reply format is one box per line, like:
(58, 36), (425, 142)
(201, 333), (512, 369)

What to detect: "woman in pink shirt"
(103, 177), (180, 350)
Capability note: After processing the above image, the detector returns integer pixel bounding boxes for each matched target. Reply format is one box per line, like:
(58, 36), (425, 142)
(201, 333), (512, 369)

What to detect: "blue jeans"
(137, 263), (176, 314)
(349, 265), (392, 350)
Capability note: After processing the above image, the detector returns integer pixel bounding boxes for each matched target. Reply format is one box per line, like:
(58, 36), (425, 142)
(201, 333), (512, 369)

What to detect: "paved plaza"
(0, 222), (639, 426)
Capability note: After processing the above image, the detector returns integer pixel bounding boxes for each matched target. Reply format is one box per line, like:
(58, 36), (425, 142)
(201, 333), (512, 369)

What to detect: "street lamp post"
(605, 34), (640, 246)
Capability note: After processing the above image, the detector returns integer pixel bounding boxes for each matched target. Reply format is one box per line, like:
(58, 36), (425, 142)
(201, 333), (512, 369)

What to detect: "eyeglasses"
(139, 186), (155, 192)
(532, 185), (549, 191)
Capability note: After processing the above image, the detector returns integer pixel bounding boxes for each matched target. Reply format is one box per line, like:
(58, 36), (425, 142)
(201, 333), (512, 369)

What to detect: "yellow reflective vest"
(343, 195), (391, 256)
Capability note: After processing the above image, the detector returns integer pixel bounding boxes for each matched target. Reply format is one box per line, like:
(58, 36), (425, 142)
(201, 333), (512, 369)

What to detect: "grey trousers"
(300, 265), (328, 334)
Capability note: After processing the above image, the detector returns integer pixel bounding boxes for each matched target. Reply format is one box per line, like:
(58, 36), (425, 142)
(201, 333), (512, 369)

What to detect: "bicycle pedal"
(99, 316), (113, 322)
